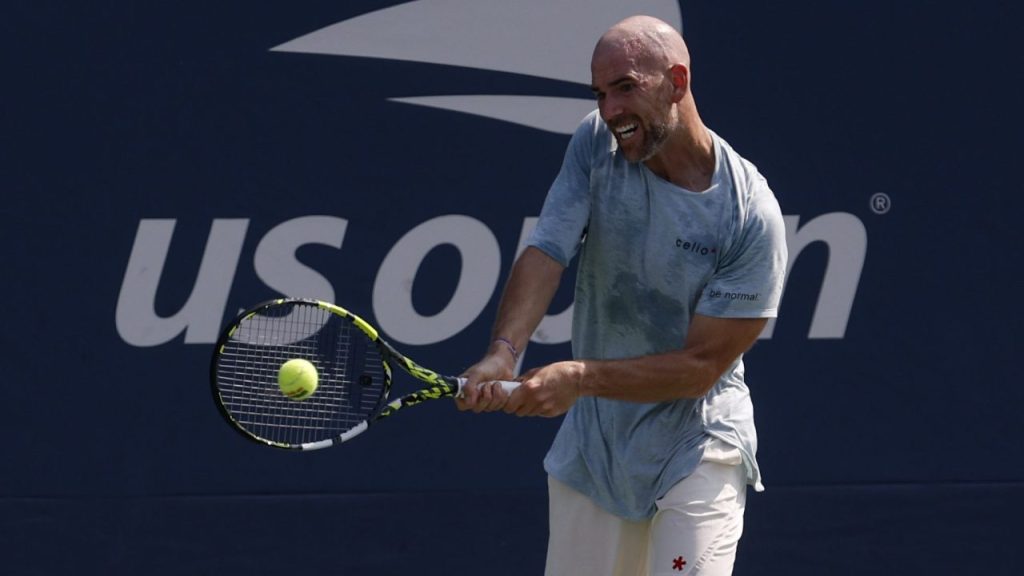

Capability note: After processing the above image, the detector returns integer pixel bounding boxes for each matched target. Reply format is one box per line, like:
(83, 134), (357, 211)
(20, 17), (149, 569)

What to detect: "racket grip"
(455, 378), (520, 396)
(495, 380), (520, 393)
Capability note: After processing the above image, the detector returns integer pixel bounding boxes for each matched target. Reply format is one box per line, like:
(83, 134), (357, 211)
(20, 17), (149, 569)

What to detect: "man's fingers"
(455, 379), (481, 411)
(458, 380), (514, 413)
(503, 381), (530, 416)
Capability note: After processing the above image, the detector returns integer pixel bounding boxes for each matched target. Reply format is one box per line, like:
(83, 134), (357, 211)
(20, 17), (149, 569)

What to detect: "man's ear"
(669, 64), (690, 102)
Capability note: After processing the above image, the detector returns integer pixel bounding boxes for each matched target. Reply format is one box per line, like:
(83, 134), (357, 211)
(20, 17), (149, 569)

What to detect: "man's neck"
(644, 120), (715, 192)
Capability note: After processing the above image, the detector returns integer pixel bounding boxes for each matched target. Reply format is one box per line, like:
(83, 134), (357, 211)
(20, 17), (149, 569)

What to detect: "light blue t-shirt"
(529, 111), (787, 520)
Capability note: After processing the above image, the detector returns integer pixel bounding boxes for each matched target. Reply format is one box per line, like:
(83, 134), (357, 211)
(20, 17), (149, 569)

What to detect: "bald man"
(459, 15), (787, 576)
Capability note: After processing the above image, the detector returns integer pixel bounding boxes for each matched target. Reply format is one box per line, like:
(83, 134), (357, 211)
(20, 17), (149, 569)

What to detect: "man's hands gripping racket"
(211, 298), (519, 450)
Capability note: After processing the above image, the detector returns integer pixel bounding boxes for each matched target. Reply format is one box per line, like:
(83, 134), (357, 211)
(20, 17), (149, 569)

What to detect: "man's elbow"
(678, 358), (726, 399)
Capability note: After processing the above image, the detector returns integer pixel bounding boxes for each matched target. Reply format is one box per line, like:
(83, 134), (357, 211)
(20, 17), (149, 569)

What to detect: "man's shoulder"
(571, 110), (615, 156)
(712, 132), (764, 185)
(712, 131), (778, 209)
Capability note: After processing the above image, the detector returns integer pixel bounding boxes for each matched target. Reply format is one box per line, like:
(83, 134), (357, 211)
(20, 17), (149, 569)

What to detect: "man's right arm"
(457, 246), (565, 412)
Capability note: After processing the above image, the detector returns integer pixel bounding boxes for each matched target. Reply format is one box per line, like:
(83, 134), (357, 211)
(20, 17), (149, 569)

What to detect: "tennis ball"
(278, 358), (318, 400)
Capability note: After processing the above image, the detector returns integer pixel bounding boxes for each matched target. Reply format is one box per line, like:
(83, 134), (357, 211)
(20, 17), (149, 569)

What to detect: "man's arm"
(502, 314), (768, 417)
(457, 246), (565, 411)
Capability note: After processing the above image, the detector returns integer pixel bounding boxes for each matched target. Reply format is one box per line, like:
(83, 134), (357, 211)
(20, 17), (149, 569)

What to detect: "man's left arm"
(502, 314), (767, 417)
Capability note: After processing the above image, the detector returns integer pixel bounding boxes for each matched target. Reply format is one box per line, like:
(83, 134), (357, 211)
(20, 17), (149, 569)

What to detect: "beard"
(637, 119), (670, 162)
(614, 112), (671, 164)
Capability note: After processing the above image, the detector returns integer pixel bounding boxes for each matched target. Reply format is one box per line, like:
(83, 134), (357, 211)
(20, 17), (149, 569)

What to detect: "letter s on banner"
(372, 215), (501, 345)
(254, 215), (347, 303)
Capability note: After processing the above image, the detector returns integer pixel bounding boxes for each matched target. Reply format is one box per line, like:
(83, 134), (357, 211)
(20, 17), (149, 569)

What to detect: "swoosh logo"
(271, 0), (682, 134)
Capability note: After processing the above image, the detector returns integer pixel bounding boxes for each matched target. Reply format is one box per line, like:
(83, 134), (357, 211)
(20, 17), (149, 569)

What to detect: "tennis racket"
(211, 298), (519, 450)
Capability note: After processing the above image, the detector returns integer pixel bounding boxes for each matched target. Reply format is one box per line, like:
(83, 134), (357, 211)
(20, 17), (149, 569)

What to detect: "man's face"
(591, 44), (672, 163)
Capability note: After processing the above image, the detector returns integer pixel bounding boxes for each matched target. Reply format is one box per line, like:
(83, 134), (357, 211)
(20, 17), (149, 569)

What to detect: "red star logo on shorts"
(672, 556), (687, 571)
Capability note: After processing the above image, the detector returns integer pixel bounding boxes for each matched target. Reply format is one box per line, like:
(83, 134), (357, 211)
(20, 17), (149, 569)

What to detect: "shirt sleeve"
(525, 113), (597, 267)
(696, 178), (788, 318)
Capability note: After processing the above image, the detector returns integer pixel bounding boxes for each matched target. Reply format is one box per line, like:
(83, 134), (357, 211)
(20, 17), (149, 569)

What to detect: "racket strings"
(215, 303), (387, 446)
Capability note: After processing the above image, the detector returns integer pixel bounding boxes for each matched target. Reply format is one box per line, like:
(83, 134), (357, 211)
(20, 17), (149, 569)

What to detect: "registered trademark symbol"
(870, 193), (891, 215)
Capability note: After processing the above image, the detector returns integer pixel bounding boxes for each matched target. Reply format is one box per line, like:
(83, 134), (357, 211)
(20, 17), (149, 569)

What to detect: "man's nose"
(599, 96), (622, 123)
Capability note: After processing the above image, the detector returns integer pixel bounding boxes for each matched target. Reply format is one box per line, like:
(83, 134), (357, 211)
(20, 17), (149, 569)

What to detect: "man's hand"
(503, 361), (584, 418)
(456, 348), (517, 413)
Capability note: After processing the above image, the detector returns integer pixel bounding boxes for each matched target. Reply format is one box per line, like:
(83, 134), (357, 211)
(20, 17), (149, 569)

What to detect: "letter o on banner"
(373, 215), (501, 345)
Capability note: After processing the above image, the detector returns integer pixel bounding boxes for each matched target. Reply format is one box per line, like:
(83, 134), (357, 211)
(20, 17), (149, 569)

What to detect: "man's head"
(590, 16), (693, 163)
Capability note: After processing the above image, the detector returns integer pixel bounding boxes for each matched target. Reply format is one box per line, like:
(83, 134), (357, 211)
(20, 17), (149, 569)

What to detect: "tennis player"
(458, 15), (787, 576)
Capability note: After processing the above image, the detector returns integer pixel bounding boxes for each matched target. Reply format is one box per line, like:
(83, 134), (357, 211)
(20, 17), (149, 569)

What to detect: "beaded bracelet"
(493, 337), (519, 361)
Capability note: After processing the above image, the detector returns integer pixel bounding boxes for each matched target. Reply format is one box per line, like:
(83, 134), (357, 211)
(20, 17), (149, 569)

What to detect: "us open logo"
(115, 0), (871, 350)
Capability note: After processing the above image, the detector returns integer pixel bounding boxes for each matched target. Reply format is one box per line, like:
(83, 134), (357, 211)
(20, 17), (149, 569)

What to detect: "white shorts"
(545, 441), (747, 576)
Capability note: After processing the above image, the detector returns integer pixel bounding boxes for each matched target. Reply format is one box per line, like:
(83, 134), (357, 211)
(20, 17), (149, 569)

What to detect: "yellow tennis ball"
(278, 358), (318, 400)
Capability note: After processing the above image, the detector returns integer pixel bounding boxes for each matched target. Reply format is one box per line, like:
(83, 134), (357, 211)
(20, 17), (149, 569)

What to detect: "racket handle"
(455, 378), (521, 396)
(494, 380), (521, 394)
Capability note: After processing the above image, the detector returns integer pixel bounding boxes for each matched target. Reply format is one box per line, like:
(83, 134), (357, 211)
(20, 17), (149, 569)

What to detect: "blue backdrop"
(3, 1), (1021, 574)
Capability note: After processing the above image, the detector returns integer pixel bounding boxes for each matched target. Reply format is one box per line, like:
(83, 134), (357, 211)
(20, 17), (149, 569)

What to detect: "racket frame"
(211, 298), (468, 450)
